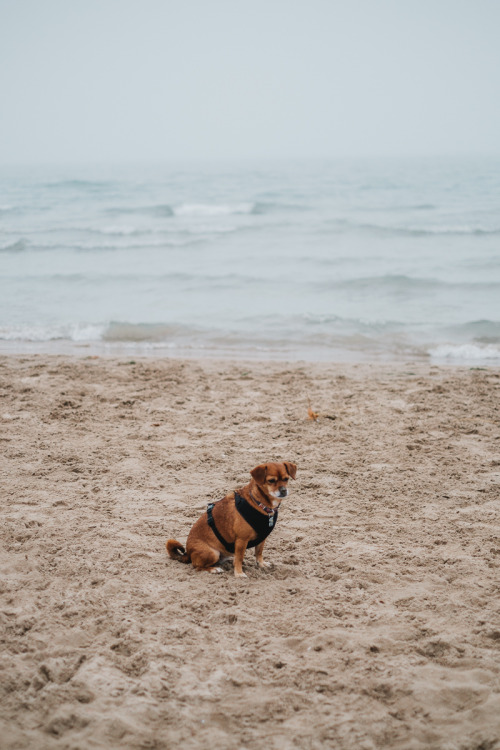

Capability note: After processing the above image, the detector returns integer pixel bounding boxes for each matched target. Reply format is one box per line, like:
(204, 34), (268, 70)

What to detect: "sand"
(1, 354), (500, 750)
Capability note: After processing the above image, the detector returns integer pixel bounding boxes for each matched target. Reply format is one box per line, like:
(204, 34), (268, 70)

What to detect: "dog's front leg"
(233, 539), (248, 577)
(255, 540), (270, 568)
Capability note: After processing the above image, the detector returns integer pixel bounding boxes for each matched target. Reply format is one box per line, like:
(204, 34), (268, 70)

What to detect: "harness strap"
(207, 502), (235, 553)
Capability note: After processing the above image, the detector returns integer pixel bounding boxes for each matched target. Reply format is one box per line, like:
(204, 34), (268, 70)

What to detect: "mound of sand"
(1, 355), (499, 749)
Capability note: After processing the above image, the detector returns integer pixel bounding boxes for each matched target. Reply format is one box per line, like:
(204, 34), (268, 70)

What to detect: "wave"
(0, 323), (106, 342)
(328, 219), (500, 237)
(316, 274), (500, 293)
(0, 314), (412, 344)
(0, 319), (430, 362)
(80, 225), (163, 238)
(0, 321), (195, 345)
(103, 201), (307, 218)
(74, 237), (207, 251)
(446, 319), (500, 343)
(1, 322), (223, 348)
(72, 237), (206, 251)
(0, 239), (28, 253)
(3, 225), (156, 238)
(429, 343), (500, 361)
(0, 236), (210, 253)
(3, 317), (500, 365)
(0, 318), (402, 352)
(13, 222), (251, 239)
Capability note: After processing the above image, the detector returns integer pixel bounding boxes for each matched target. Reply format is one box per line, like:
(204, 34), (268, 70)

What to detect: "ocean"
(1, 157), (499, 363)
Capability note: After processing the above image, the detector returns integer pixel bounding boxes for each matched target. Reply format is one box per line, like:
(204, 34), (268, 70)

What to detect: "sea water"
(1, 157), (499, 362)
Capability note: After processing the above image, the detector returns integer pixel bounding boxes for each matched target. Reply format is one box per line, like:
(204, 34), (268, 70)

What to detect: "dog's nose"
(279, 488), (288, 497)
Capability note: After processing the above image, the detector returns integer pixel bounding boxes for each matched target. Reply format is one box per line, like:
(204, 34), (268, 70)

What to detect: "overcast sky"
(1, 0), (499, 164)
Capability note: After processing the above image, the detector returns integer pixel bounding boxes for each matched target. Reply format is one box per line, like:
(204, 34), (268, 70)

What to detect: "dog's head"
(250, 461), (297, 505)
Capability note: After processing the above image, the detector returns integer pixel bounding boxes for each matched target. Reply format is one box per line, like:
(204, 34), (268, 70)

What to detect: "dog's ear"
(284, 461), (297, 480)
(250, 464), (267, 484)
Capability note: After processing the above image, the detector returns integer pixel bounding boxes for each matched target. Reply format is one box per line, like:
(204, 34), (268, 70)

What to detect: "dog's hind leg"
(189, 543), (223, 573)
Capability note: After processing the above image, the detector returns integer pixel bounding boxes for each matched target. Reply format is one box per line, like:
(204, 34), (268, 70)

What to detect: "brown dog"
(166, 461), (297, 577)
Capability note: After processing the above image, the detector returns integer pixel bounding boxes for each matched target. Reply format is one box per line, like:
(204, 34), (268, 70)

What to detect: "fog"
(1, 0), (499, 164)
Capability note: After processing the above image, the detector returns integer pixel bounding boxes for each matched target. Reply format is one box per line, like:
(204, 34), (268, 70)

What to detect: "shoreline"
(1, 339), (498, 368)
(2, 354), (500, 749)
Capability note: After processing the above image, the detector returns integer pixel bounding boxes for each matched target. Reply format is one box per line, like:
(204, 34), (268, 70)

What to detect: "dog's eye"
(282, 477), (289, 482)
(267, 478), (277, 484)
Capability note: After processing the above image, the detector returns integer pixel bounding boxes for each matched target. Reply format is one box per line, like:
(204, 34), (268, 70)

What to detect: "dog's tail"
(166, 539), (191, 563)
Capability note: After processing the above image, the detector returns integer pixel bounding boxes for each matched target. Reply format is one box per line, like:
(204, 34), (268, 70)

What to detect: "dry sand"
(1, 354), (500, 750)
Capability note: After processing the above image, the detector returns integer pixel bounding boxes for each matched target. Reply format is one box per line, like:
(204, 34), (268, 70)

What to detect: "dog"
(166, 461), (297, 577)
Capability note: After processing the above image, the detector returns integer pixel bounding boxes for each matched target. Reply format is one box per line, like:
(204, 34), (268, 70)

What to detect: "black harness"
(206, 491), (279, 553)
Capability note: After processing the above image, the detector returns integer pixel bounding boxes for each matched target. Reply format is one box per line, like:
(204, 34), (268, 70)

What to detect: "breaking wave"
(429, 344), (500, 361)
(102, 201), (308, 218)
(0, 323), (106, 342)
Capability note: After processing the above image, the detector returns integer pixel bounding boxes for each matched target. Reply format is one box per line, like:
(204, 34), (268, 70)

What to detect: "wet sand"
(1, 354), (500, 749)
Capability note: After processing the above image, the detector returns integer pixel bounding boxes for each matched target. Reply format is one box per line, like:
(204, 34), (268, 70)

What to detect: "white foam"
(0, 323), (106, 342)
(429, 343), (500, 361)
(68, 323), (106, 341)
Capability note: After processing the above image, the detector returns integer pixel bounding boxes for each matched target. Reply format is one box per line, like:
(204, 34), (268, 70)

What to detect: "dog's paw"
(234, 572), (247, 578)
(209, 567), (223, 574)
(258, 561), (271, 568)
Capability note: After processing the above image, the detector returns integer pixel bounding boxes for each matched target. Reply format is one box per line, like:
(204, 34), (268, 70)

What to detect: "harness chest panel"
(234, 492), (278, 547)
(206, 492), (278, 553)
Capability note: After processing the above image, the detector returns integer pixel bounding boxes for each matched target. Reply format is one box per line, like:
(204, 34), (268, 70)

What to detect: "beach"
(1, 352), (499, 750)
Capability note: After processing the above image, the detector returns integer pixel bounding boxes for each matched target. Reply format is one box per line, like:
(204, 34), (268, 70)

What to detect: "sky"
(0, 0), (499, 164)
